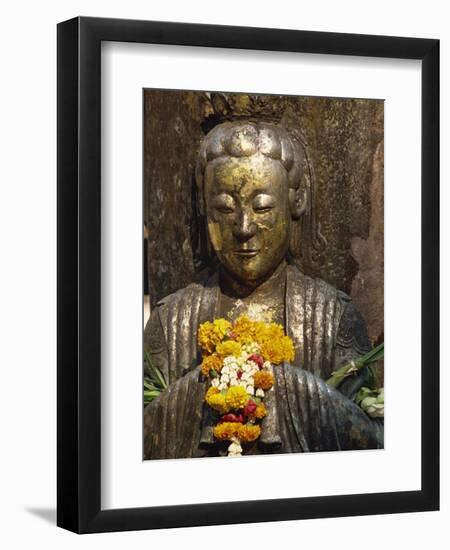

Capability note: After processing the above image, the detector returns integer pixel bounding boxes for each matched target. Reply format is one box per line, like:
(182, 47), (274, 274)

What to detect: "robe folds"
(143, 264), (383, 459)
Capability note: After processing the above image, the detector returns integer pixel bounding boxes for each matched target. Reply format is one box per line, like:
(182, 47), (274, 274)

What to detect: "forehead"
(204, 154), (287, 194)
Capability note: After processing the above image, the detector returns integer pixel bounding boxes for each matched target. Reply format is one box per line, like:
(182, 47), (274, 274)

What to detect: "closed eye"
(253, 193), (276, 213)
(213, 193), (235, 214)
(253, 206), (273, 213)
(216, 206), (234, 214)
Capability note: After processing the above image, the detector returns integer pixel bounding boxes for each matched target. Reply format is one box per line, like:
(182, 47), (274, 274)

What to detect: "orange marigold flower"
(198, 319), (230, 354)
(201, 354), (222, 376)
(232, 316), (257, 344)
(238, 424), (261, 442)
(213, 422), (240, 441)
(254, 370), (274, 390)
(260, 335), (295, 364)
(254, 403), (267, 419)
(253, 321), (283, 345)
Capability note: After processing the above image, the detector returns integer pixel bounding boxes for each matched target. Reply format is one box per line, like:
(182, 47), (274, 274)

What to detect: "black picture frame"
(57, 16), (439, 533)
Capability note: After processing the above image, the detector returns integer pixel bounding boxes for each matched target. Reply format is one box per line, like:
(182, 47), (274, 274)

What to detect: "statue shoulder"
(154, 281), (206, 310)
(287, 263), (345, 302)
(287, 264), (370, 352)
(335, 298), (371, 353)
(145, 282), (206, 338)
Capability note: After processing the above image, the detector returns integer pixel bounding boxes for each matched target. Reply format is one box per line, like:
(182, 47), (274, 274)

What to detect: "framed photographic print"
(57, 16), (439, 533)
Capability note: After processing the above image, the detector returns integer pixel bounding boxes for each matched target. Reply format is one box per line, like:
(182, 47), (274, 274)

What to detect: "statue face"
(204, 153), (291, 284)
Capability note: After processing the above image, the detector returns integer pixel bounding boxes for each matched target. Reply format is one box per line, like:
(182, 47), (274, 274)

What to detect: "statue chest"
(215, 290), (286, 326)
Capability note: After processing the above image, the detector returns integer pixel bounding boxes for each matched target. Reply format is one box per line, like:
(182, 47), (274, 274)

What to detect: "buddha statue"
(143, 120), (383, 459)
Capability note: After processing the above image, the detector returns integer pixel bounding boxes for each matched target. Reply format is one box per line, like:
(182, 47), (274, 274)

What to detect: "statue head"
(195, 121), (308, 285)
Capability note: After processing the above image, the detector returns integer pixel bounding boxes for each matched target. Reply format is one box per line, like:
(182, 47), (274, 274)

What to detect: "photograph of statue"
(143, 90), (384, 459)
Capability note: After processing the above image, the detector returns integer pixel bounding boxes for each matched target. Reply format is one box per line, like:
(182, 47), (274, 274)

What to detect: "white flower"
(221, 366), (230, 375)
(245, 342), (259, 355)
(256, 388), (265, 398)
(246, 385), (255, 395)
(366, 403), (384, 418)
(263, 361), (272, 369)
(221, 374), (230, 384)
(211, 378), (220, 387)
(228, 441), (243, 453)
(218, 383), (227, 391)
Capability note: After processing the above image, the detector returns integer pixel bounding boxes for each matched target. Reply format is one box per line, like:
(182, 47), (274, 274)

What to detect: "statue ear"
(289, 187), (308, 220)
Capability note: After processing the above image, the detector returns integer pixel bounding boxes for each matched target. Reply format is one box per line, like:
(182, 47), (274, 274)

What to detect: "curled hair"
(195, 121), (302, 211)
(193, 120), (326, 276)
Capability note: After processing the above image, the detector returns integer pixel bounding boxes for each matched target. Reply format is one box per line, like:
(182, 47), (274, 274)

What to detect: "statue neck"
(219, 260), (288, 301)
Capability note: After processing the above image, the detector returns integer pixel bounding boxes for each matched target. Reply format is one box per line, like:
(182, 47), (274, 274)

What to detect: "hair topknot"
(195, 121), (303, 197)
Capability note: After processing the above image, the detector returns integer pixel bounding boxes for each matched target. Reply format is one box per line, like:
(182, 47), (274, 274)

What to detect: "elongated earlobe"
(289, 187), (307, 220)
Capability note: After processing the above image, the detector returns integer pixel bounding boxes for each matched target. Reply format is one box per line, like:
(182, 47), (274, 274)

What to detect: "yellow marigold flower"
(254, 403), (267, 419)
(216, 340), (242, 358)
(198, 321), (226, 354)
(260, 335), (295, 364)
(213, 422), (240, 441)
(233, 316), (257, 344)
(205, 386), (219, 400)
(201, 354), (222, 376)
(206, 392), (229, 414)
(266, 322), (285, 340)
(213, 318), (232, 337)
(252, 321), (270, 344)
(238, 424), (261, 443)
(254, 370), (274, 390)
(224, 386), (249, 410)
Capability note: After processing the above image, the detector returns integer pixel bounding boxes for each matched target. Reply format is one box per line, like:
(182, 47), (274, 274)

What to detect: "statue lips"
(234, 248), (259, 258)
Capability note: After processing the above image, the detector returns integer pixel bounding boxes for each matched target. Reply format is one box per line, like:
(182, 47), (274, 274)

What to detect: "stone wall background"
(144, 90), (384, 382)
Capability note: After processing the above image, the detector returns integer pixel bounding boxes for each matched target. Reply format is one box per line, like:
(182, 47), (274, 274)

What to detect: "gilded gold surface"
(204, 154), (291, 288)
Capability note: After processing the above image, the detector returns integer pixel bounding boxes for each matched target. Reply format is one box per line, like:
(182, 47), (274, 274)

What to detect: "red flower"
(243, 399), (257, 417)
(237, 370), (243, 379)
(248, 354), (264, 369)
(220, 413), (244, 423)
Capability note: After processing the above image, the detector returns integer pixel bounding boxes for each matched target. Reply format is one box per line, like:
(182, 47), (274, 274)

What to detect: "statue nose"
(233, 212), (256, 241)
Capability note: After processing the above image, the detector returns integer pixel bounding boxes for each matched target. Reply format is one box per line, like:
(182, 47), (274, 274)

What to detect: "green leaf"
(326, 343), (384, 388)
(143, 380), (159, 391)
(144, 390), (161, 398)
(366, 366), (376, 389)
(144, 351), (167, 389)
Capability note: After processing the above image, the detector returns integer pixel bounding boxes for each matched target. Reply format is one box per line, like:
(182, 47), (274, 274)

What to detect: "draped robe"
(143, 264), (383, 459)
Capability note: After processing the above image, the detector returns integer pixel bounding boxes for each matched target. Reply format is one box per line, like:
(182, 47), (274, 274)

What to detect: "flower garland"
(198, 316), (295, 456)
